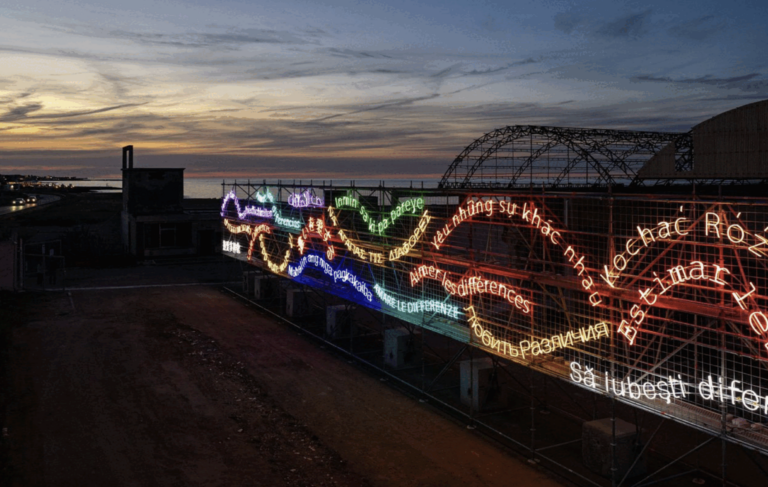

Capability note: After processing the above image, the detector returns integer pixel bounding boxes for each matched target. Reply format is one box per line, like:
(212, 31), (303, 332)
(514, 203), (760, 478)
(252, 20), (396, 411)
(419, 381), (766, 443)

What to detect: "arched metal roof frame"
(439, 125), (685, 189)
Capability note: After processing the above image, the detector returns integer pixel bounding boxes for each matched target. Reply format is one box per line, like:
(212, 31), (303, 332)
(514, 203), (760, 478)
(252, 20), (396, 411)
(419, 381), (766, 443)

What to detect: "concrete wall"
(0, 239), (18, 291)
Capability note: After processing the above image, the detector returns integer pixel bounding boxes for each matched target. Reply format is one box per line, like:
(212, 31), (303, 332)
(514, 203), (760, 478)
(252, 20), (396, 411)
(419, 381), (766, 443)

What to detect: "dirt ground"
(1, 264), (565, 487)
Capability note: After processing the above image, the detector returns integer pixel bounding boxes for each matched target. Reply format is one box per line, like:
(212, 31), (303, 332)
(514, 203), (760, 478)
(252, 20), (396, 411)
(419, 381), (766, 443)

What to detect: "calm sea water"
(58, 177), (441, 199)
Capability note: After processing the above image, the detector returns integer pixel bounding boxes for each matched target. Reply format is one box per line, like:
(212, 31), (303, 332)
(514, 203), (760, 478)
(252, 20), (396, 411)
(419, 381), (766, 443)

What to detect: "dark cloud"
(0, 103), (43, 122)
(668, 15), (725, 41)
(53, 25), (313, 50)
(327, 48), (393, 60)
(309, 94), (442, 123)
(1, 101), (148, 126)
(0, 91), (35, 105)
(596, 11), (651, 39)
(464, 58), (539, 76)
(554, 10), (651, 39)
(632, 73), (760, 85)
(631, 73), (768, 94)
(430, 66), (457, 79)
(30, 103), (146, 120)
(553, 12), (583, 34)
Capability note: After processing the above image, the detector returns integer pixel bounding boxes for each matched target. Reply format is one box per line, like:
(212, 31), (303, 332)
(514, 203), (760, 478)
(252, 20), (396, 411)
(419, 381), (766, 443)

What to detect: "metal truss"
(438, 125), (688, 189)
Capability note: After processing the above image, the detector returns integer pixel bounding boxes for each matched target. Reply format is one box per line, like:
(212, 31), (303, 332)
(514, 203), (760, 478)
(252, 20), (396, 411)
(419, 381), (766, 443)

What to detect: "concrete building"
(120, 145), (221, 258)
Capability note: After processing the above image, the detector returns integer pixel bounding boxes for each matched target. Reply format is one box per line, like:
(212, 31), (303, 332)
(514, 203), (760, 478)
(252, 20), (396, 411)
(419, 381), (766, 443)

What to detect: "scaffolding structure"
(223, 178), (768, 452)
(219, 101), (768, 484)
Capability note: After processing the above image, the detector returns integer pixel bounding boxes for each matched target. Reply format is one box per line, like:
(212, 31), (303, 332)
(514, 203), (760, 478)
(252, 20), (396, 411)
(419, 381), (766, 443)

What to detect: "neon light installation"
(255, 189), (275, 204)
(466, 306), (609, 359)
(259, 234), (291, 273)
(431, 198), (494, 250)
(600, 212), (692, 289)
(362, 198), (425, 235)
(570, 361), (768, 415)
(502, 201), (600, 306)
(224, 219), (271, 261)
(288, 189), (324, 208)
(379, 198), (425, 234)
(388, 210), (431, 261)
(430, 198), (601, 306)
(222, 240), (241, 254)
(221, 190), (273, 220)
(411, 265), (531, 314)
(337, 229), (369, 261)
(609, 210), (768, 348)
(332, 194), (425, 235)
(294, 216), (338, 264)
(288, 253), (373, 302)
(373, 284), (461, 319)
(271, 206), (303, 230)
(334, 193), (359, 209)
(327, 206), (385, 264)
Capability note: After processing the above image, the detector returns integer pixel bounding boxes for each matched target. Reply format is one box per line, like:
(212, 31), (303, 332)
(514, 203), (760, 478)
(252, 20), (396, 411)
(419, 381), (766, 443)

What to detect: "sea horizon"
(49, 176), (442, 199)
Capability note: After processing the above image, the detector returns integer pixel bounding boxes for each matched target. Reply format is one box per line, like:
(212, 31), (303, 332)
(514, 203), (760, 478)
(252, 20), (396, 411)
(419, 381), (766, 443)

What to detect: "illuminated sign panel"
(288, 189), (324, 208)
(222, 183), (768, 451)
(570, 361), (768, 414)
(221, 190), (273, 220)
(335, 194), (424, 235)
(222, 240), (241, 254)
(374, 284), (461, 319)
(223, 219), (271, 260)
(466, 305), (609, 359)
(289, 253), (373, 302)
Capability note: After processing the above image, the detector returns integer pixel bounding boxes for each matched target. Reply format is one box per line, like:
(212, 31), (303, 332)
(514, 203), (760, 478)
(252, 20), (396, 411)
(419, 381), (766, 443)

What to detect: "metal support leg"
(611, 395), (617, 487)
(618, 419), (665, 487)
(530, 368), (536, 461)
(426, 345), (468, 392)
(631, 437), (716, 487)
(722, 437), (727, 487)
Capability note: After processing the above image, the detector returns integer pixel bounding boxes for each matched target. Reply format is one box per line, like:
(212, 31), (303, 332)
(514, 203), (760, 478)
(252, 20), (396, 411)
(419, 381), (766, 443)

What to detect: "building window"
(160, 223), (176, 247)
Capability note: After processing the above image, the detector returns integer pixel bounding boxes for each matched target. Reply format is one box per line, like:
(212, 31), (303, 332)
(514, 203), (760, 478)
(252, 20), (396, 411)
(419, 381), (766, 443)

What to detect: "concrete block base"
(582, 418), (645, 479)
(326, 304), (354, 338)
(460, 358), (508, 411)
(286, 289), (310, 317)
(384, 328), (420, 368)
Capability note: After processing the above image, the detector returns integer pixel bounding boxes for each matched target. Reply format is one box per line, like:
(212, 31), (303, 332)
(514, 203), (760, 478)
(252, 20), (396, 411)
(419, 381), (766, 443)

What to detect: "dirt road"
(2, 277), (564, 486)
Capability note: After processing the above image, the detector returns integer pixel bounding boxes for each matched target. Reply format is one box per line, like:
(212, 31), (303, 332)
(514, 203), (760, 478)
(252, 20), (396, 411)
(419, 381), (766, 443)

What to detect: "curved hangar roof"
(438, 125), (687, 189)
(440, 100), (768, 188)
(637, 99), (768, 180)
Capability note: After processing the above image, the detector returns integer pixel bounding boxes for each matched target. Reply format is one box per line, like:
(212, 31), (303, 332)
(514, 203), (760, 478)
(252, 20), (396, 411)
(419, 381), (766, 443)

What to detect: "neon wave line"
(288, 189), (324, 208)
(410, 265), (531, 314)
(272, 206), (303, 230)
(259, 233), (292, 274)
(466, 305), (610, 360)
(255, 189), (275, 204)
(373, 284), (461, 319)
(224, 219), (271, 261)
(327, 206), (431, 263)
(287, 253), (373, 302)
(334, 193), (424, 235)
(617, 260), (767, 349)
(221, 190), (273, 220)
(430, 198), (601, 307)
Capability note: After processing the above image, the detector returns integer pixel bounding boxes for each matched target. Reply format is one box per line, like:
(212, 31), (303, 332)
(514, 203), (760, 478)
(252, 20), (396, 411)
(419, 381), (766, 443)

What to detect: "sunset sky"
(1, 0), (766, 179)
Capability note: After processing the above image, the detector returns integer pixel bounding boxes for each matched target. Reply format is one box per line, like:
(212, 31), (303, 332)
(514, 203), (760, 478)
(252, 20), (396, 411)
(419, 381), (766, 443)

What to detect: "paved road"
(0, 194), (60, 216)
